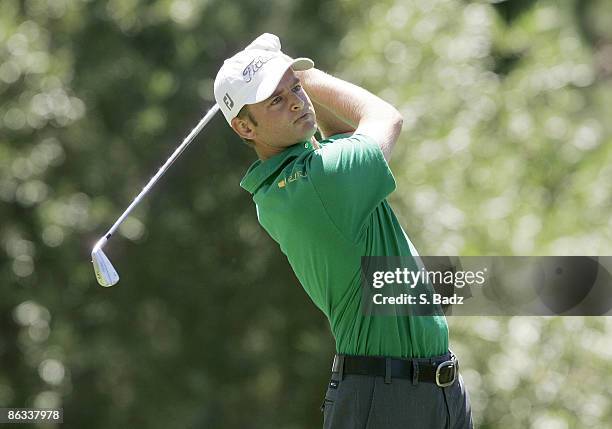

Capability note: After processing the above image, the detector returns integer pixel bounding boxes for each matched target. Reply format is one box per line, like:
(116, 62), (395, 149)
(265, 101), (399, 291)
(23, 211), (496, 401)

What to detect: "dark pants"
(321, 352), (473, 428)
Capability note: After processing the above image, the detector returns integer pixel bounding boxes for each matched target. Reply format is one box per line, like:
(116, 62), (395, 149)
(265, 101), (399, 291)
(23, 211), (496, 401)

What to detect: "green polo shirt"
(240, 133), (448, 358)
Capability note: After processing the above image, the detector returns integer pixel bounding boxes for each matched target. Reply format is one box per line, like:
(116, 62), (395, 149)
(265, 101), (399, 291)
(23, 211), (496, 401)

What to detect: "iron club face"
(91, 237), (119, 287)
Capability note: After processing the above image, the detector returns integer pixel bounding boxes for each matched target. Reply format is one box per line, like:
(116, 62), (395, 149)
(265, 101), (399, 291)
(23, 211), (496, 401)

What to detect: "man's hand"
(295, 68), (403, 162)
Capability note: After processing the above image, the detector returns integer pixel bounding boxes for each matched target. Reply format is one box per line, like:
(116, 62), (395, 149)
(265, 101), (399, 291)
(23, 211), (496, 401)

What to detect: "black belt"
(331, 352), (459, 387)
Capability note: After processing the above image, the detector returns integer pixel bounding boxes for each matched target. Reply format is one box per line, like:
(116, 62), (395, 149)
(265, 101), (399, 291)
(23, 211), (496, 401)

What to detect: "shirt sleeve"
(308, 133), (396, 241)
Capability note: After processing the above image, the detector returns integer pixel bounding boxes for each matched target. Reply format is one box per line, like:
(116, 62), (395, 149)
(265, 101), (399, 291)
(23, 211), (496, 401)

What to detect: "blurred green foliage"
(1, 0), (611, 428)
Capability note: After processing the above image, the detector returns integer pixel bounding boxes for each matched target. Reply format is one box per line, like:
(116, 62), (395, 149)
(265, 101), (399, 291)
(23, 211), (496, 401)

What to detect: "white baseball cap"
(214, 33), (314, 124)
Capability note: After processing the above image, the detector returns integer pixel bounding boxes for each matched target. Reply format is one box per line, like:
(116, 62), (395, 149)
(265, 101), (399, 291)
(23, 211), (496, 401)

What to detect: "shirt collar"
(240, 141), (313, 194)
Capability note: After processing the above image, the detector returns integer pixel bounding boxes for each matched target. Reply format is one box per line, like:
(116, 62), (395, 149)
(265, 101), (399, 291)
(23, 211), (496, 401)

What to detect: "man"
(214, 34), (473, 428)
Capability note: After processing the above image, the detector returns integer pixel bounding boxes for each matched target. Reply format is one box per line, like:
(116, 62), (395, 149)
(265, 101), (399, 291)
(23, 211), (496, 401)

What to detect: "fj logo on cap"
(223, 93), (234, 110)
(243, 56), (271, 83)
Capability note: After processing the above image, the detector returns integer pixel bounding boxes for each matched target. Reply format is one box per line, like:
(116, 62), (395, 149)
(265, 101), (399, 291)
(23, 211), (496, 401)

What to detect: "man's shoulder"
(312, 133), (388, 173)
(320, 132), (353, 145)
(318, 132), (375, 147)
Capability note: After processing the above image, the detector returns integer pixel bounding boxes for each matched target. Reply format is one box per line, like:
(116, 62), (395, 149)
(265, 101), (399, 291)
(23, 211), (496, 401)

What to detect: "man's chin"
(282, 125), (318, 147)
(302, 123), (318, 141)
(299, 134), (317, 146)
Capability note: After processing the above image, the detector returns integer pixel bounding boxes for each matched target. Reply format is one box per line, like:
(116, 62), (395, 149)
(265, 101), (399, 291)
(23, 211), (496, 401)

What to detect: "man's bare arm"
(297, 68), (403, 161)
(311, 100), (355, 139)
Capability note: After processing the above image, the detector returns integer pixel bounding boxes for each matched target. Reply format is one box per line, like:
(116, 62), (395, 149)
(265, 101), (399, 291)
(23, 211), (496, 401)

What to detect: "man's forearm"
(311, 100), (355, 139)
(297, 68), (403, 160)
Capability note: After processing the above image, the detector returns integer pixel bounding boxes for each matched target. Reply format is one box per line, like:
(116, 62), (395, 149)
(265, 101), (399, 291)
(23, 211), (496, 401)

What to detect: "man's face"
(232, 68), (317, 150)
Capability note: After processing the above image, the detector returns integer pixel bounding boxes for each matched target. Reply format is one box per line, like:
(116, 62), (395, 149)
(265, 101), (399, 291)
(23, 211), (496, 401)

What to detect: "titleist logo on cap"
(242, 56), (272, 83)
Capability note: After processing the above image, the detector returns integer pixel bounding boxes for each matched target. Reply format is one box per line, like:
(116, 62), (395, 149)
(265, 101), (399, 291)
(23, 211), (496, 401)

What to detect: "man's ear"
(231, 116), (256, 141)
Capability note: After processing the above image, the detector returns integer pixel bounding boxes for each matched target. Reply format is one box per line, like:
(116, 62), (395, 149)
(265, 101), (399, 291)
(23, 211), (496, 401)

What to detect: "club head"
(91, 239), (119, 287)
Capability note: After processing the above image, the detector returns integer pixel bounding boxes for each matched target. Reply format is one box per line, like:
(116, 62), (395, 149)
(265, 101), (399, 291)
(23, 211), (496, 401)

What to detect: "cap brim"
(248, 56), (315, 105)
(290, 57), (315, 71)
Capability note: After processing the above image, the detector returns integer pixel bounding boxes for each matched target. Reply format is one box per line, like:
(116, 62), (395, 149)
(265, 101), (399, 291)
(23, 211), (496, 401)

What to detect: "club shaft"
(101, 103), (220, 243)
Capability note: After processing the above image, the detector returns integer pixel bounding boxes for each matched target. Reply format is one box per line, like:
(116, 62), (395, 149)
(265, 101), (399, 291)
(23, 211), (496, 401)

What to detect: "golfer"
(214, 34), (473, 428)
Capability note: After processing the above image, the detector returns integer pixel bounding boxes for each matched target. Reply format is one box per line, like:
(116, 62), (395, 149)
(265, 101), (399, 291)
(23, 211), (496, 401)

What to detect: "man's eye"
(292, 84), (302, 92)
(271, 96), (282, 105)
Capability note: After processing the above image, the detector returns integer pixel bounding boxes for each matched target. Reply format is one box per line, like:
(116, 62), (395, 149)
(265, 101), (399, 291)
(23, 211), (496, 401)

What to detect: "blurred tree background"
(1, 0), (611, 428)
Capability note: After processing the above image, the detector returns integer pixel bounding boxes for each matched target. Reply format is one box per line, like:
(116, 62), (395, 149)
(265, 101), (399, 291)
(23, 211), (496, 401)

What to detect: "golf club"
(91, 103), (220, 287)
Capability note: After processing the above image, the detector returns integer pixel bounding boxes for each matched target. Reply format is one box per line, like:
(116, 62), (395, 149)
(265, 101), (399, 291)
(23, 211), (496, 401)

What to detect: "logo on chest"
(278, 170), (308, 188)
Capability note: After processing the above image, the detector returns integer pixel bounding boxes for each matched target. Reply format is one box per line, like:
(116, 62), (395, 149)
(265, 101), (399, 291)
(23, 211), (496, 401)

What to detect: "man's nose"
(290, 93), (305, 111)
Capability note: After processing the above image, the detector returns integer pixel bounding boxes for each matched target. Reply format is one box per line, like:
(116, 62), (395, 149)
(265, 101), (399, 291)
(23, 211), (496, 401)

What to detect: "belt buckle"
(435, 358), (457, 387)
